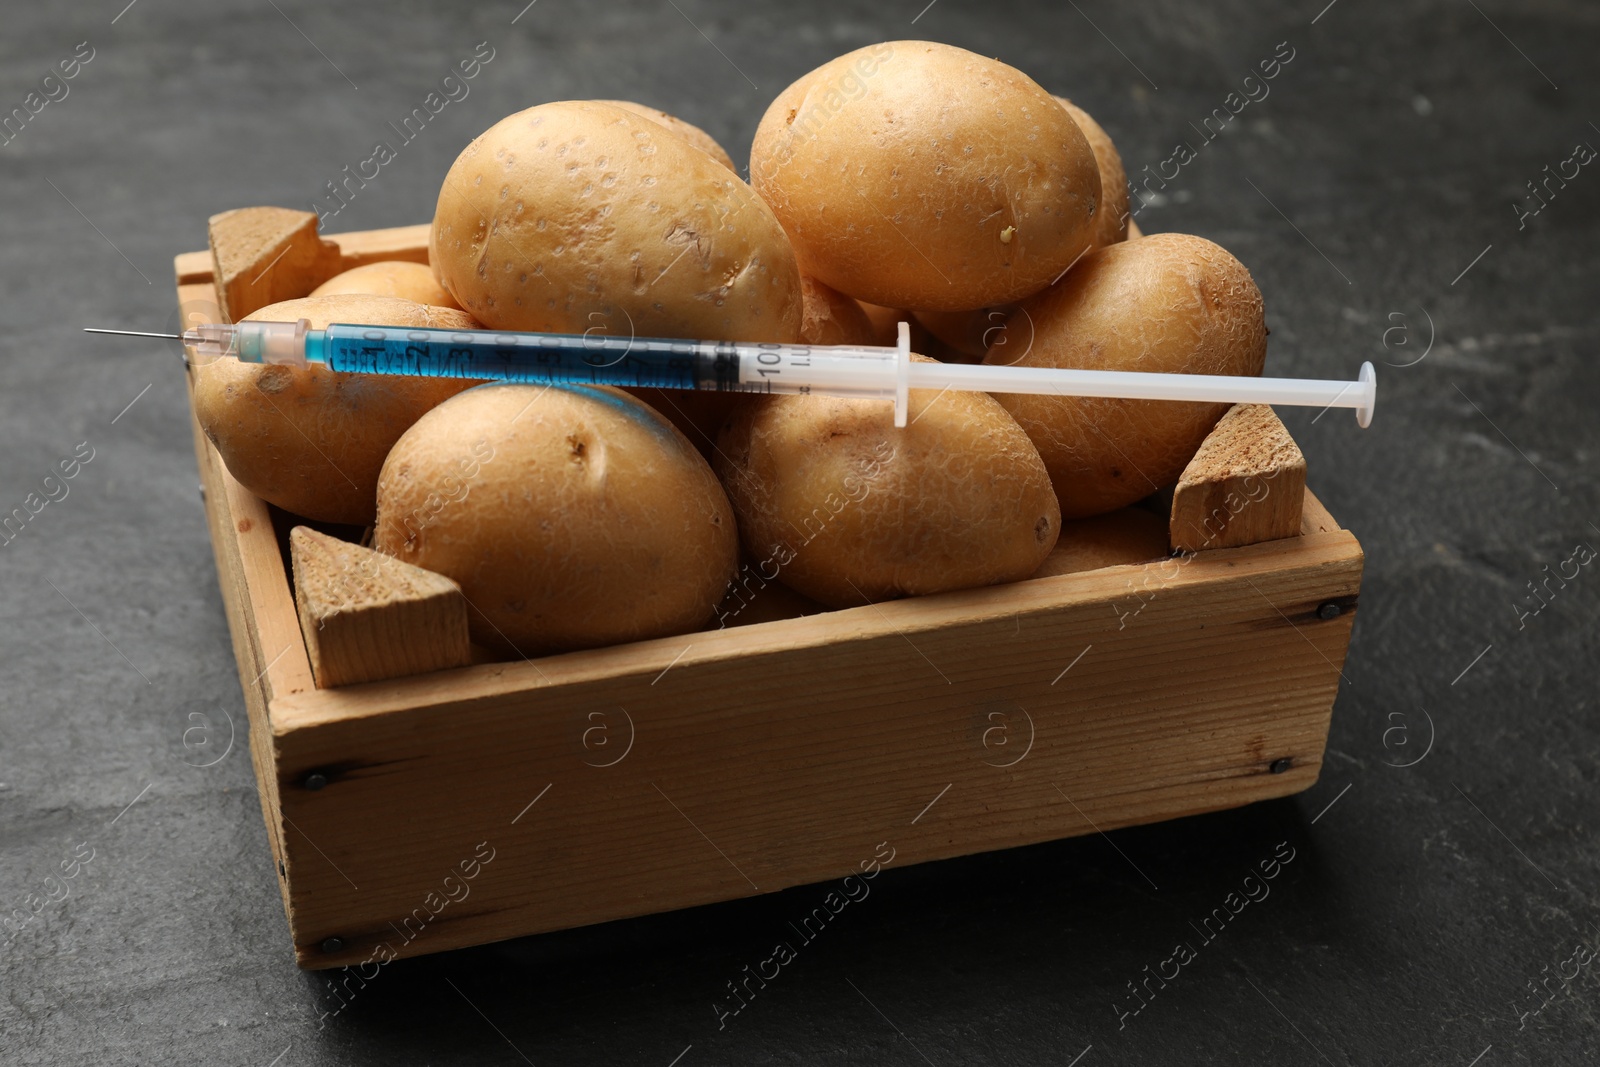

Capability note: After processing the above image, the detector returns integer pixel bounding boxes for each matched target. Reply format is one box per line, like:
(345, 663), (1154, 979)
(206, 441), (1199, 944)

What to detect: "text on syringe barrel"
(316, 324), (901, 397)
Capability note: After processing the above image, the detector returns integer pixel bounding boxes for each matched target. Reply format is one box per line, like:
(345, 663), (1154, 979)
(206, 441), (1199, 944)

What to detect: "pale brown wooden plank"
(208, 206), (343, 323)
(273, 528), (1359, 732)
(174, 249), (213, 285)
(1171, 403), (1306, 552)
(326, 223), (432, 269)
(1301, 488), (1341, 535)
(290, 527), (470, 688)
(267, 528), (1361, 967)
(178, 280), (302, 917)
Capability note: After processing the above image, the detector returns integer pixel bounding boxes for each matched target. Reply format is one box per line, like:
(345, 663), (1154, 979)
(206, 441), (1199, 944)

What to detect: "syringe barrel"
(317, 324), (708, 387)
(727, 343), (898, 401)
(313, 324), (902, 398)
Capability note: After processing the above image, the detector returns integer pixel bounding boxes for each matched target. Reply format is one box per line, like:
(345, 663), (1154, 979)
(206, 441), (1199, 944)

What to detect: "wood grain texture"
(174, 249), (213, 285)
(179, 221), (433, 287)
(269, 524), (1360, 969)
(208, 207), (342, 323)
(1301, 488), (1341, 535)
(176, 270), (313, 917)
(1170, 403), (1306, 552)
(327, 223), (433, 270)
(290, 527), (470, 688)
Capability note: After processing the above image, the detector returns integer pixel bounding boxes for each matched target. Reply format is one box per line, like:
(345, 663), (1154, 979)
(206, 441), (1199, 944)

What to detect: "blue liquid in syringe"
(309, 323), (741, 391)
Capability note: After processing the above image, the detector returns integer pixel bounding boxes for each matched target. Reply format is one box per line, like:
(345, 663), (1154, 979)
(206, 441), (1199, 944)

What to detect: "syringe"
(85, 320), (1377, 428)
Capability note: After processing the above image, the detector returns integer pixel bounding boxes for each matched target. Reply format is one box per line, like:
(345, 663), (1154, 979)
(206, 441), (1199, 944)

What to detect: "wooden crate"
(175, 209), (1362, 970)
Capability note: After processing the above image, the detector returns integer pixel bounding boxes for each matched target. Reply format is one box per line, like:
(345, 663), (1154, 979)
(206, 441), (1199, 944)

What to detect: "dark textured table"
(3, 1), (1598, 1063)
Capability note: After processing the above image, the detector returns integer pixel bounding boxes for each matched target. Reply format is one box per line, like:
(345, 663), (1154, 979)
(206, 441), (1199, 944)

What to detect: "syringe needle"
(84, 328), (184, 339)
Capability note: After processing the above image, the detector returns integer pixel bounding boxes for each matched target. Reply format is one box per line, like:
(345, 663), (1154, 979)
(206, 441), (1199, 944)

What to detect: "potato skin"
(431, 100), (803, 342)
(593, 100), (737, 172)
(858, 300), (932, 351)
(985, 233), (1267, 519)
(715, 370), (1061, 608)
(628, 276), (875, 455)
(374, 383), (737, 653)
(622, 386), (740, 461)
(751, 41), (1101, 312)
(1056, 98), (1129, 250)
(798, 275), (876, 346)
(912, 306), (1013, 361)
(192, 295), (481, 524)
(310, 261), (461, 309)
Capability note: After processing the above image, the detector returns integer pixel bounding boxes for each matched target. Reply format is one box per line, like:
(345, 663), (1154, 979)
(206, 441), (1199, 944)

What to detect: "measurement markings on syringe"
(741, 344), (814, 394)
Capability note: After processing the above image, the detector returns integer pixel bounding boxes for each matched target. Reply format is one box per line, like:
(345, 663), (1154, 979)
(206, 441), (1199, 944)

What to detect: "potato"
(750, 41), (1101, 312)
(593, 100), (737, 172)
(858, 300), (930, 351)
(193, 295), (481, 524)
(1055, 98), (1129, 250)
(912, 306), (1013, 362)
(716, 362), (1060, 607)
(625, 275), (875, 458)
(799, 275), (876, 346)
(985, 233), (1267, 519)
(431, 100), (803, 343)
(622, 387), (739, 460)
(310, 260), (461, 309)
(375, 383), (737, 653)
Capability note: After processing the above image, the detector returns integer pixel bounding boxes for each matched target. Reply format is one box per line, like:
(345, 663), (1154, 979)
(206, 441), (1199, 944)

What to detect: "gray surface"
(2, 1), (1598, 1064)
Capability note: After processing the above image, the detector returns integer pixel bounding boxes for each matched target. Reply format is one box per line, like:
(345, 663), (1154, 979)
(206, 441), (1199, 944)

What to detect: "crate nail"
(302, 771), (329, 791)
(1317, 602), (1341, 620)
(1270, 758), (1292, 774)
(321, 937), (345, 954)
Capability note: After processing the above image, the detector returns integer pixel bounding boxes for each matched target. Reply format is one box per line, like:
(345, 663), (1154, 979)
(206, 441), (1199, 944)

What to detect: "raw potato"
(626, 275), (873, 459)
(858, 300), (932, 351)
(375, 383), (738, 653)
(431, 100), (803, 343)
(716, 362), (1061, 608)
(310, 261), (462, 309)
(192, 295), (482, 524)
(750, 41), (1101, 312)
(594, 100), (737, 172)
(861, 300), (978, 364)
(1056, 97), (1129, 250)
(623, 387), (739, 460)
(912, 306), (1014, 361)
(985, 233), (1267, 519)
(799, 275), (876, 346)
